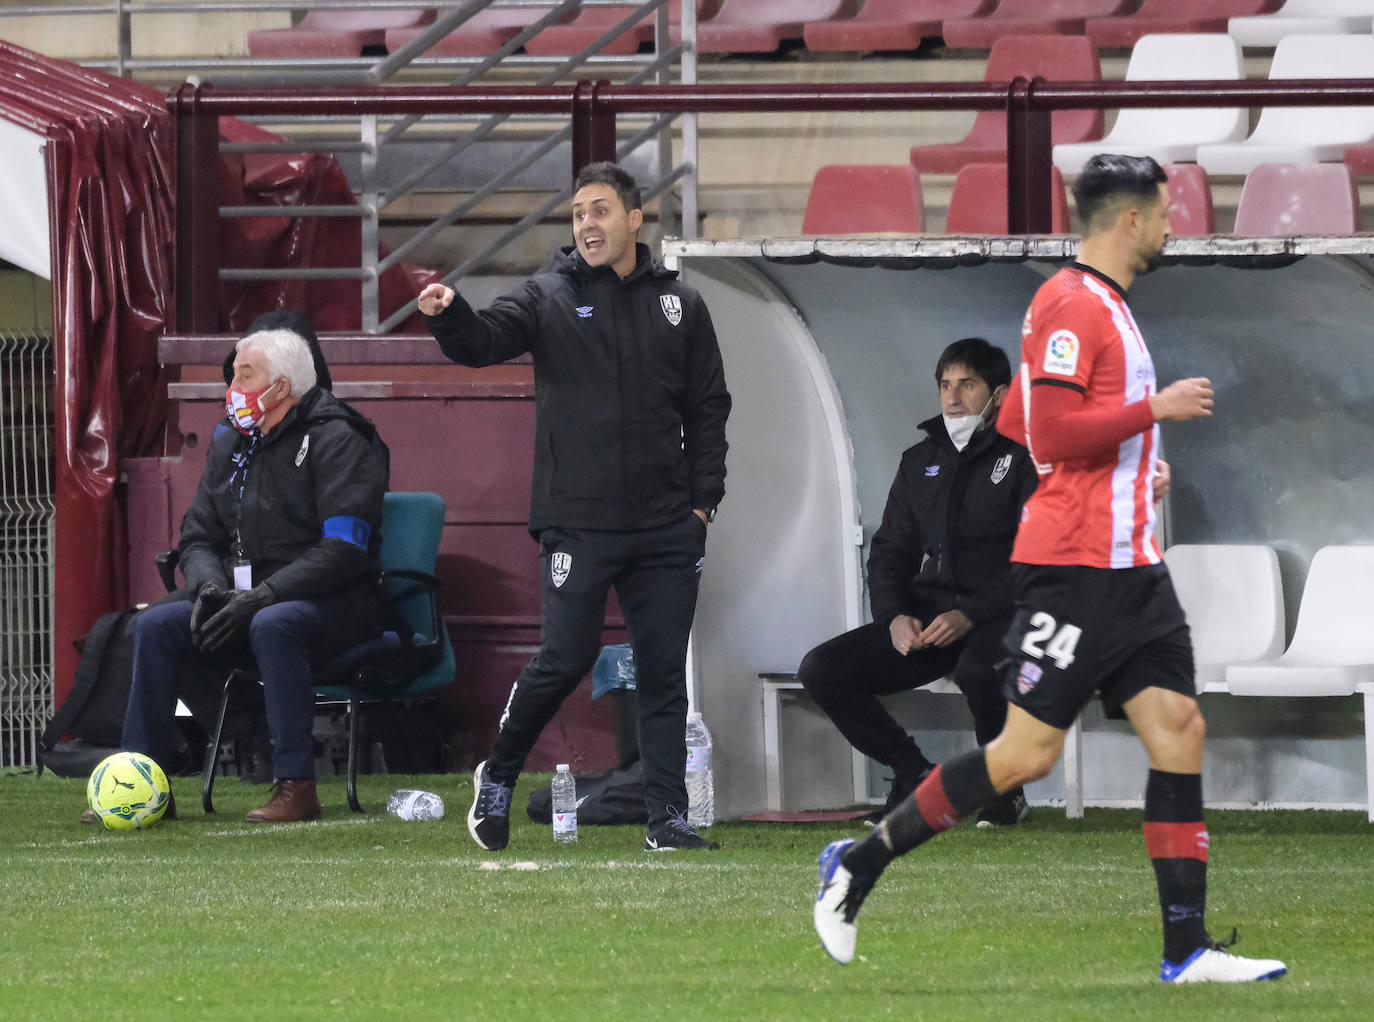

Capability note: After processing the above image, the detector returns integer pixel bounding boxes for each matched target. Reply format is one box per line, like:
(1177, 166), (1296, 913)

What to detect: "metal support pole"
(1007, 76), (1054, 234)
(359, 115), (380, 332)
(680, 0), (699, 239)
(572, 79), (617, 180)
(115, 0), (129, 79)
(172, 83), (223, 333)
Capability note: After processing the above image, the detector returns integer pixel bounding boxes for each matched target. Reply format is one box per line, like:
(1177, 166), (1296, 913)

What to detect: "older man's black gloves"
(193, 582), (276, 653)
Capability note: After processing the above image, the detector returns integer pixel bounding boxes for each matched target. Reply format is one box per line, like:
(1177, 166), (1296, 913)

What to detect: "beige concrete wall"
(0, 268), (50, 333)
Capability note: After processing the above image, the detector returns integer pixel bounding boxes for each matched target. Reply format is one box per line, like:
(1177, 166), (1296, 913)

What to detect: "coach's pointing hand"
(418, 283), (456, 317)
(1149, 377), (1213, 421)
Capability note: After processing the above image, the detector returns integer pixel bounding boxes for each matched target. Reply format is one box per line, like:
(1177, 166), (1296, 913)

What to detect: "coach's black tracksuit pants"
(486, 513), (706, 828)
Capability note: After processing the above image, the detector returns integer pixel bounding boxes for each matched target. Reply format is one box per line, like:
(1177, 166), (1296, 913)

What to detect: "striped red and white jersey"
(1004, 264), (1161, 569)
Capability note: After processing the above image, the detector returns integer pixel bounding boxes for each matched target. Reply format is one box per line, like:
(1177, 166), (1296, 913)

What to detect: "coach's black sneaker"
(645, 812), (719, 851)
(976, 790), (1030, 828)
(467, 760), (512, 851)
(861, 764), (933, 824)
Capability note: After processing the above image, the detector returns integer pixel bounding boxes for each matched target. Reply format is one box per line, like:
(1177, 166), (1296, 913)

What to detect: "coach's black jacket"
(867, 414), (1037, 630)
(425, 243), (731, 533)
(177, 387), (389, 611)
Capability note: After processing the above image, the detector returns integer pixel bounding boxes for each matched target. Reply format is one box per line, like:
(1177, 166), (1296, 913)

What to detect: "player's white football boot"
(814, 839), (870, 964)
(1160, 930), (1286, 983)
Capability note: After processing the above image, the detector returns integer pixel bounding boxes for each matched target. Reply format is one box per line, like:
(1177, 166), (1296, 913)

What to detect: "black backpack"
(38, 608), (141, 777)
(526, 760), (648, 826)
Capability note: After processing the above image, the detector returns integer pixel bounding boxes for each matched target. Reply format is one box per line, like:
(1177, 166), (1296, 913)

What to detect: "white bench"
(759, 672), (1085, 818)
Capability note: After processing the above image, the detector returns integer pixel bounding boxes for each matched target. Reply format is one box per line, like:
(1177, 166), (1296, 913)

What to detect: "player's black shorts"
(999, 562), (1195, 730)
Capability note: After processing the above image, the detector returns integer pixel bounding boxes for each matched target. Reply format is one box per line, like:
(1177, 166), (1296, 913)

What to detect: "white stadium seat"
(1229, 0), (1374, 49)
(1053, 34), (1247, 175)
(1225, 545), (1374, 821)
(1195, 34), (1374, 175)
(1162, 544), (1285, 693)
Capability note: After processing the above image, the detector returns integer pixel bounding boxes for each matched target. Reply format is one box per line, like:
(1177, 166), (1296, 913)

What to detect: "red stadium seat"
(1343, 142), (1374, 176)
(1163, 164), (1216, 236)
(943, 0), (1134, 50)
(1233, 162), (1362, 236)
(910, 35), (1104, 175)
(385, 6), (576, 57)
(802, 165), (926, 233)
(1086, 1), (1284, 49)
(525, 2), (718, 57)
(803, 1), (998, 53)
(247, 8), (436, 58)
(694, 0), (859, 54)
(944, 163), (1071, 234)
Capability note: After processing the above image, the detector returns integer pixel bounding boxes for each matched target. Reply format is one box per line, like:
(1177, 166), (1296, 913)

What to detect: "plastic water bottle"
(685, 711), (714, 828)
(552, 764), (578, 843)
(386, 788), (445, 821)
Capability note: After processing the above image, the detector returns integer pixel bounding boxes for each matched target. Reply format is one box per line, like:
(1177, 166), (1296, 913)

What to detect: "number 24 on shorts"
(1021, 612), (1082, 670)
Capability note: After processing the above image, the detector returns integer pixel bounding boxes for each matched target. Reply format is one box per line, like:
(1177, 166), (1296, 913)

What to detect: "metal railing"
(171, 74), (1374, 333)
(3, 1), (702, 331)
(0, 332), (55, 770)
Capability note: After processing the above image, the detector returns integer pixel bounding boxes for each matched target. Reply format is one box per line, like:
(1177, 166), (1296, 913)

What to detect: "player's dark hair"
(573, 161), (642, 214)
(1072, 154), (1168, 233)
(935, 337), (1012, 391)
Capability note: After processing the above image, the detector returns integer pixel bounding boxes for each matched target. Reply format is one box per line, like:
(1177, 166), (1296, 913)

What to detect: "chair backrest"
(1249, 34), (1374, 143)
(1132, 0), (1282, 13)
(1164, 163), (1216, 236)
(378, 491), (446, 640)
(713, 0), (854, 23)
(1233, 162), (1361, 236)
(802, 165), (925, 233)
(1110, 34), (1247, 146)
(945, 163), (1071, 233)
(298, 8), (435, 32)
(1163, 544), (1284, 665)
(983, 35), (1105, 143)
(1286, 545), (1374, 663)
(1266, 0), (1374, 14)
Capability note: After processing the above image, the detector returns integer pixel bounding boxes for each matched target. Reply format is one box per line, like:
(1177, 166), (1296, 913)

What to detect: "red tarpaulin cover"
(0, 42), (436, 704)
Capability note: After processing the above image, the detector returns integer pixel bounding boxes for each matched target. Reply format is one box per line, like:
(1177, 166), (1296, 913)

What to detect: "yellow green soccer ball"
(86, 752), (171, 830)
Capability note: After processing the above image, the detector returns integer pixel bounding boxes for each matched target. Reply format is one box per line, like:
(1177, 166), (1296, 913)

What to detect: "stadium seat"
(1232, 162), (1362, 235)
(1224, 544), (1374, 822)
(1163, 163), (1217, 235)
(1229, 0), (1374, 48)
(1086, 1), (1283, 49)
(247, 8), (436, 58)
(910, 35), (1104, 175)
(384, 6), (577, 57)
(1053, 34), (1247, 175)
(1343, 141), (1374, 176)
(692, 0), (859, 54)
(944, 162), (1071, 233)
(524, 1), (717, 57)
(802, 164), (926, 233)
(942, 0), (1135, 50)
(1162, 544), (1285, 693)
(1195, 34), (1374, 175)
(803, 0), (997, 53)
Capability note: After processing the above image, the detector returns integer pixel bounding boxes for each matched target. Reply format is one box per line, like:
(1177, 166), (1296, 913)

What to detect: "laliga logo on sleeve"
(660, 294), (682, 326)
(1042, 329), (1080, 376)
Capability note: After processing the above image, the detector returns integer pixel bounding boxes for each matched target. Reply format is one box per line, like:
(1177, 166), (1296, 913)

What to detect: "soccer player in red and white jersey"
(812, 155), (1287, 984)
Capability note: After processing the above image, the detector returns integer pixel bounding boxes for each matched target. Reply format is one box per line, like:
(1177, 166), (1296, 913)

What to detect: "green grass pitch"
(4, 769), (1372, 1021)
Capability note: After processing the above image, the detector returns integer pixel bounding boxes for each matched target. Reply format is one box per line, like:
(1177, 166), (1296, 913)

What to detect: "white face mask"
(942, 388), (1003, 452)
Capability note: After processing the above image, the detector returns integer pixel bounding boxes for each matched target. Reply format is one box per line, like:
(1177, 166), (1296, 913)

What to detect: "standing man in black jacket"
(86, 312), (390, 825)
(419, 162), (731, 852)
(798, 338), (1036, 825)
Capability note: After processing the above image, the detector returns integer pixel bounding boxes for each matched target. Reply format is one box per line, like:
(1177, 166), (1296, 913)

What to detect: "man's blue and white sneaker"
(1160, 930), (1286, 983)
(814, 838), (871, 964)
(467, 760), (512, 851)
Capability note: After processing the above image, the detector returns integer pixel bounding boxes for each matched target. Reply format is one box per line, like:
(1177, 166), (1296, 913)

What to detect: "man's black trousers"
(798, 618), (1011, 781)
(487, 514), (706, 827)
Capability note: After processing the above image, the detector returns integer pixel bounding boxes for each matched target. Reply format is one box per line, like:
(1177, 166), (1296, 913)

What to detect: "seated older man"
(81, 311), (389, 824)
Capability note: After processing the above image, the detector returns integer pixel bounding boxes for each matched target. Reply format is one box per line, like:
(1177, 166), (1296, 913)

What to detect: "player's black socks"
(1143, 769), (1208, 964)
(841, 750), (997, 882)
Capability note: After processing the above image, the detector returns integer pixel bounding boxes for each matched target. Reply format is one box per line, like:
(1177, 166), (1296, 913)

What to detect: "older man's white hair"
(237, 328), (317, 396)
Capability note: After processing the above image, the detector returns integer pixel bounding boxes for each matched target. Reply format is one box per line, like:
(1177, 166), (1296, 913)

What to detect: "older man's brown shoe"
(245, 778), (321, 824)
(81, 791), (177, 825)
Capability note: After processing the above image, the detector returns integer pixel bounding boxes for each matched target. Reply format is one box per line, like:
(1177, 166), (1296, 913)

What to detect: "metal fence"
(0, 331), (55, 770)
